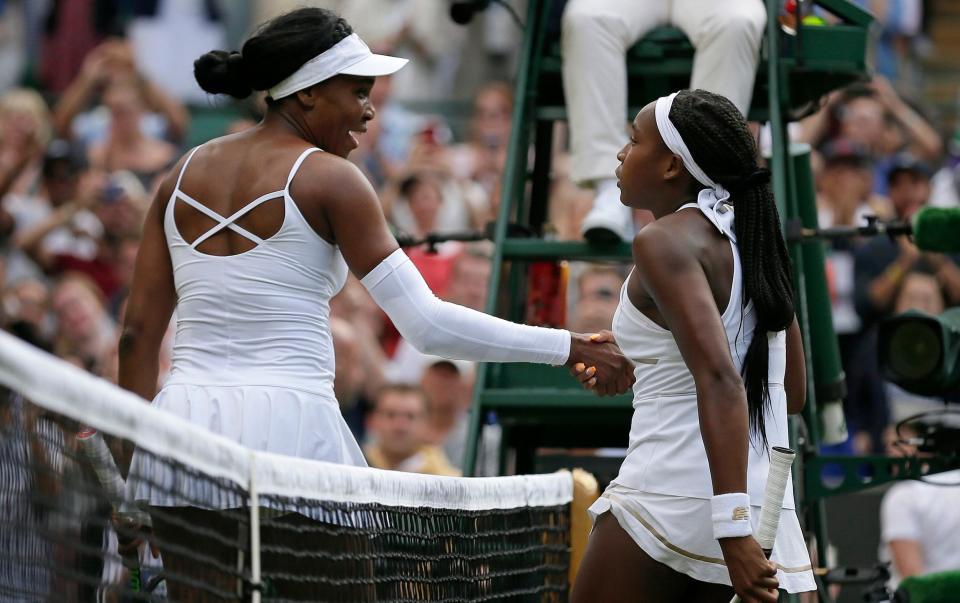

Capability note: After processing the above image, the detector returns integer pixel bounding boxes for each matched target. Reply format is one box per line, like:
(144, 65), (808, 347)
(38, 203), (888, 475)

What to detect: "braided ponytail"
(670, 89), (795, 448)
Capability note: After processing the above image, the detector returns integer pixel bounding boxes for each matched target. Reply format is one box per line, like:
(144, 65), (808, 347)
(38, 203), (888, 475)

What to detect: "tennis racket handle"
(729, 447), (796, 603)
(756, 447), (795, 548)
(77, 427), (125, 504)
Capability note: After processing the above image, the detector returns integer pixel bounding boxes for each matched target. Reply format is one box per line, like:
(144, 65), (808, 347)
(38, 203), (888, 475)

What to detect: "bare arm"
(867, 239), (919, 313)
(927, 254), (960, 305)
(785, 317), (806, 414)
(14, 203), (84, 272)
(117, 166), (178, 402)
(142, 79), (190, 143)
(796, 91), (842, 146)
(13, 173), (104, 272)
(889, 540), (925, 579)
(0, 132), (38, 199)
(52, 61), (104, 139)
(871, 76), (943, 161)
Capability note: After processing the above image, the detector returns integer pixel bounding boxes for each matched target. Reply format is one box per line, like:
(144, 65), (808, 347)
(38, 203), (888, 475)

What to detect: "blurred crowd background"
(0, 0), (957, 518)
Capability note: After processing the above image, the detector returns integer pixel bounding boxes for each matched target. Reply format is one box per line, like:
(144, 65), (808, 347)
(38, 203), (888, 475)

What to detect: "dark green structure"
(463, 0), (960, 600)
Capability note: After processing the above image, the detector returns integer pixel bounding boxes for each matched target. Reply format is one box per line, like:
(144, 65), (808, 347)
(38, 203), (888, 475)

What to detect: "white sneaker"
(580, 180), (634, 243)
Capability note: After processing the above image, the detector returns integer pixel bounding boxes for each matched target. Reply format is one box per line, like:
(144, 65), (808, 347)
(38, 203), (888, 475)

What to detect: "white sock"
(594, 177), (618, 199)
(592, 177), (625, 213)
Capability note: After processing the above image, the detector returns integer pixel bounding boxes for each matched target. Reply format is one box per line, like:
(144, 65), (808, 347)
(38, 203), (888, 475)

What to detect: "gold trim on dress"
(605, 493), (813, 574)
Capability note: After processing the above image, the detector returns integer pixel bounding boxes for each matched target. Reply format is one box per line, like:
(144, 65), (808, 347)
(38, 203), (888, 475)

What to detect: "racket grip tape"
(730, 446), (796, 603)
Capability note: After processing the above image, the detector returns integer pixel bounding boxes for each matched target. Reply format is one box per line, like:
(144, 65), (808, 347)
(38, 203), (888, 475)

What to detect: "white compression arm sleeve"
(361, 249), (571, 365)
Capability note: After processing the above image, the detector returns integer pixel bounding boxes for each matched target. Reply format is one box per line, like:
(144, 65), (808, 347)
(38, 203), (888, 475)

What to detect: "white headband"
(268, 34), (408, 100)
(655, 92), (735, 240)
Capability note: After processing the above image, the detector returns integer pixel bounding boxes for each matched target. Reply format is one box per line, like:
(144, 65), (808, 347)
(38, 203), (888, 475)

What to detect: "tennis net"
(0, 331), (571, 602)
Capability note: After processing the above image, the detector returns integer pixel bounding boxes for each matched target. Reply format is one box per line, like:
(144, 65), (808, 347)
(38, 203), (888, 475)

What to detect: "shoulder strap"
(175, 146), (202, 192)
(285, 147), (323, 192)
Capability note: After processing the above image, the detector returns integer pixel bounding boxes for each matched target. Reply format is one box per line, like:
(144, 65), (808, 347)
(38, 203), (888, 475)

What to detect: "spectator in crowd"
(329, 276), (387, 396)
(444, 241), (492, 311)
(815, 139), (890, 454)
(880, 423), (960, 589)
(102, 232), (140, 320)
(929, 129), (960, 209)
(85, 80), (177, 188)
(883, 266), (959, 424)
(817, 139), (884, 347)
(847, 153), (960, 452)
(802, 79), (942, 195)
(2, 278), (52, 348)
(547, 151), (596, 241)
(380, 244), (499, 473)
(817, 139), (890, 229)
(364, 384), (460, 476)
(420, 358), (474, 471)
(5, 142), (105, 287)
(854, 0), (925, 84)
(38, 0), (120, 94)
(391, 172), (448, 239)
(0, 88), (53, 198)
(331, 316), (374, 441)
(388, 173), (470, 304)
(855, 155), (960, 328)
(13, 170), (131, 301)
(861, 78), (941, 193)
(50, 273), (116, 370)
(54, 39), (188, 147)
(94, 170), (148, 236)
(0, 4), (26, 95)
(388, 125), (490, 234)
(568, 264), (625, 333)
(445, 81), (512, 197)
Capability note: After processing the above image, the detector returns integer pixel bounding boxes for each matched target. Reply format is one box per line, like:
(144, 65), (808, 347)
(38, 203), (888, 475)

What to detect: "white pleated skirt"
(588, 482), (816, 593)
(129, 383), (367, 508)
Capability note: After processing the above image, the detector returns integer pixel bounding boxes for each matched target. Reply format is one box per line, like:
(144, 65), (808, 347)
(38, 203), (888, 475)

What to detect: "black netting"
(256, 497), (569, 602)
(0, 388), (570, 602)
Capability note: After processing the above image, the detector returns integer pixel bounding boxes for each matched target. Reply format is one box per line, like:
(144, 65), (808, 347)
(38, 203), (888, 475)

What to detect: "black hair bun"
(194, 50), (252, 99)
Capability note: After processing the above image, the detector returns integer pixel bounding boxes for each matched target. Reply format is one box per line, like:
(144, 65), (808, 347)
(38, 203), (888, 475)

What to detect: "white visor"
(268, 33), (408, 100)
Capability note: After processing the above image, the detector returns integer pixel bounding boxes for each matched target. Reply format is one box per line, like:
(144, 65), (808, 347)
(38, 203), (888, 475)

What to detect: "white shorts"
(588, 482), (816, 593)
(129, 383), (367, 508)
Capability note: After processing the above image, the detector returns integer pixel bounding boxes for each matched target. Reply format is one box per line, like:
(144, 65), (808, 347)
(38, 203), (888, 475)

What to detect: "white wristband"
(711, 493), (753, 540)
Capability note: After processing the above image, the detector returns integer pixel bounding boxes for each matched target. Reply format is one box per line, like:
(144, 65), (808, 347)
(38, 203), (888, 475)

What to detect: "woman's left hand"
(569, 330), (634, 395)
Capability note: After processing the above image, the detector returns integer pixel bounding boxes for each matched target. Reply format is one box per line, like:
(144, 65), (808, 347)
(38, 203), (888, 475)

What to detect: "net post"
(248, 453), (262, 603)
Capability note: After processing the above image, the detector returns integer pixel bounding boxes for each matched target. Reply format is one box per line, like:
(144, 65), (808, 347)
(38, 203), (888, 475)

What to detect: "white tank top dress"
(131, 146), (367, 508)
(588, 197), (815, 593)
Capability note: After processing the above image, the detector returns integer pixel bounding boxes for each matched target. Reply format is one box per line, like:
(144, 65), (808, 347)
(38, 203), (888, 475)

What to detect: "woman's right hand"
(566, 331), (634, 396)
(718, 536), (780, 603)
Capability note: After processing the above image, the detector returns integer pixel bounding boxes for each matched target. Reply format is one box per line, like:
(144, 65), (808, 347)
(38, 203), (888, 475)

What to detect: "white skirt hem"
(588, 484), (816, 594)
(129, 383), (366, 509)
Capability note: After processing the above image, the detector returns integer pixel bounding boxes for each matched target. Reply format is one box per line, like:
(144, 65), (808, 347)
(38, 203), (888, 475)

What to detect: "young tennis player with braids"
(571, 89), (816, 602)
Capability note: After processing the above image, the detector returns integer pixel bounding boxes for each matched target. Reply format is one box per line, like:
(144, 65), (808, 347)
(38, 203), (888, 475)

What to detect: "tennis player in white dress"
(571, 90), (816, 603)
